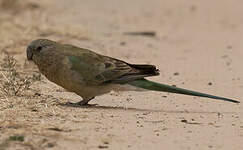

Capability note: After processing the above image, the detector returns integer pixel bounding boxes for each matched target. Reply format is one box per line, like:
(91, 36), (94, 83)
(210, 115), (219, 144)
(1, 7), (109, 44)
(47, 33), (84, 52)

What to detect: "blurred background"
(0, 0), (242, 150)
(1, 0), (243, 77)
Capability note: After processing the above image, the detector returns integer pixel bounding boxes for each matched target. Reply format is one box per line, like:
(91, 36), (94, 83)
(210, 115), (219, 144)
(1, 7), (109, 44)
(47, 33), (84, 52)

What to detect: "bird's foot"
(65, 101), (98, 107)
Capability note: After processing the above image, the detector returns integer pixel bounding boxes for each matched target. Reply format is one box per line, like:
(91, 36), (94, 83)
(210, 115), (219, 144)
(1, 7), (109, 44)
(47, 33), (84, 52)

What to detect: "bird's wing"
(65, 45), (159, 85)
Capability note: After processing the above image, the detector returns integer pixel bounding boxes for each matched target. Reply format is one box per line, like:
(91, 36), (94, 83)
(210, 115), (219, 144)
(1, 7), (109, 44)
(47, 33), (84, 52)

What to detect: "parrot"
(26, 39), (240, 106)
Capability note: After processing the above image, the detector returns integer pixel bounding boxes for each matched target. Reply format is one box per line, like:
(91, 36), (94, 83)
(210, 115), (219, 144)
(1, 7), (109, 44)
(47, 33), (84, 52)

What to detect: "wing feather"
(66, 45), (159, 85)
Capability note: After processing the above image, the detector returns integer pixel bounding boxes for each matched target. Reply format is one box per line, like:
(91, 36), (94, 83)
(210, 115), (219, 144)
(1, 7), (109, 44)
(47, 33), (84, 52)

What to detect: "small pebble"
(208, 82), (212, 85)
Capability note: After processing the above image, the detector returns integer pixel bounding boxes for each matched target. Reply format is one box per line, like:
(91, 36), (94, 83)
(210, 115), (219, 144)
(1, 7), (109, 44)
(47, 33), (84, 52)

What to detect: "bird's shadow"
(59, 102), (236, 114)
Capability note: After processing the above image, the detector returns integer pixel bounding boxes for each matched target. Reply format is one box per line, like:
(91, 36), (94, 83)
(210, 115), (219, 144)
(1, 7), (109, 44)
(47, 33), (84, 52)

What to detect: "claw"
(65, 101), (98, 107)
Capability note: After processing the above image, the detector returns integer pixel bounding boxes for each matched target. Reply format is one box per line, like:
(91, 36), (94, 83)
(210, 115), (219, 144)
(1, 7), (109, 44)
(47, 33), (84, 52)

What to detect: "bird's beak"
(27, 46), (33, 60)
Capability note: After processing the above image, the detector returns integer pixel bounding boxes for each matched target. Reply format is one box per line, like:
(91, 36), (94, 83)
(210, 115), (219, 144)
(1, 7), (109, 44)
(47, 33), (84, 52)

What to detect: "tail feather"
(128, 78), (240, 103)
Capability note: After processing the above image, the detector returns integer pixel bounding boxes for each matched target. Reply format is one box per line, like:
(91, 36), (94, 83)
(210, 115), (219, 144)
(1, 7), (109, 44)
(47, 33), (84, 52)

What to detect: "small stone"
(208, 82), (212, 85)
(120, 42), (126, 45)
(98, 145), (108, 149)
(181, 119), (187, 123)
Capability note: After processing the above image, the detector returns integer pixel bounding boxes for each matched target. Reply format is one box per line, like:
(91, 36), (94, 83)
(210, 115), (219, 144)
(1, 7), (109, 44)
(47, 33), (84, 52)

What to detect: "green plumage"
(26, 39), (240, 105)
(129, 79), (239, 103)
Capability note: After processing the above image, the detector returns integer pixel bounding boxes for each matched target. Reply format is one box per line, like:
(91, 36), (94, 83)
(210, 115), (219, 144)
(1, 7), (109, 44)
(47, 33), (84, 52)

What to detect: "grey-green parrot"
(26, 39), (239, 106)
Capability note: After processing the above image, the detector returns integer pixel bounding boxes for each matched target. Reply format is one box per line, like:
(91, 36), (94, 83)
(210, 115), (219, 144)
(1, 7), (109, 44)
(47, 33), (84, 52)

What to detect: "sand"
(0, 0), (242, 150)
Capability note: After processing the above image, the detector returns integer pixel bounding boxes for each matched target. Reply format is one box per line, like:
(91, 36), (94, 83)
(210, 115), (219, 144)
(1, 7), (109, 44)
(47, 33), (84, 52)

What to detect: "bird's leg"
(66, 97), (96, 106)
(76, 97), (96, 106)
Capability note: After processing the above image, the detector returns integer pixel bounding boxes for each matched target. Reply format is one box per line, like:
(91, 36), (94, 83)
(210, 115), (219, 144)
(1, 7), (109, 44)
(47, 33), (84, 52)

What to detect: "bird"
(26, 39), (240, 106)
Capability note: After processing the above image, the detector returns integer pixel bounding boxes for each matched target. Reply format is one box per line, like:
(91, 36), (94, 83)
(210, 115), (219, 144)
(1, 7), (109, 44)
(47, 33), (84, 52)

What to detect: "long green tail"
(128, 79), (239, 103)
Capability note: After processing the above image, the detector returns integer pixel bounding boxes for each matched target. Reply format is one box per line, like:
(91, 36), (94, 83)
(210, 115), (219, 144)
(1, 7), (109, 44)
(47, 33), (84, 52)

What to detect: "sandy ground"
(0, 0), (242, 150)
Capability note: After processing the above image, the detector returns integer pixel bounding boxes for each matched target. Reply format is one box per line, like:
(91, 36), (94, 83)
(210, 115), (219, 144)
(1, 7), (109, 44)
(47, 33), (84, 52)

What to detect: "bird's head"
(26, 39), (57, 61)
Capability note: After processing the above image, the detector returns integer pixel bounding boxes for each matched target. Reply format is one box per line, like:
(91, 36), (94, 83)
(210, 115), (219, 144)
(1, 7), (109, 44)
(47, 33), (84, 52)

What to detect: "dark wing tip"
(128, 64), (160, 76)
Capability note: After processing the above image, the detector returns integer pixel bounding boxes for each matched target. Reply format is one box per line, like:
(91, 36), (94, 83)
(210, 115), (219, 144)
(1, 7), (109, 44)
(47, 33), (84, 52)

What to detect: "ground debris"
(0, 51), (41, 97)
(181, 119), (202, 125)
(123, 31), (156, 37)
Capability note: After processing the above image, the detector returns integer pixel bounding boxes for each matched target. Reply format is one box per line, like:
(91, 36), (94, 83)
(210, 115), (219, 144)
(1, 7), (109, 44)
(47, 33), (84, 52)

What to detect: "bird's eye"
(36, 46), (42, 52)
